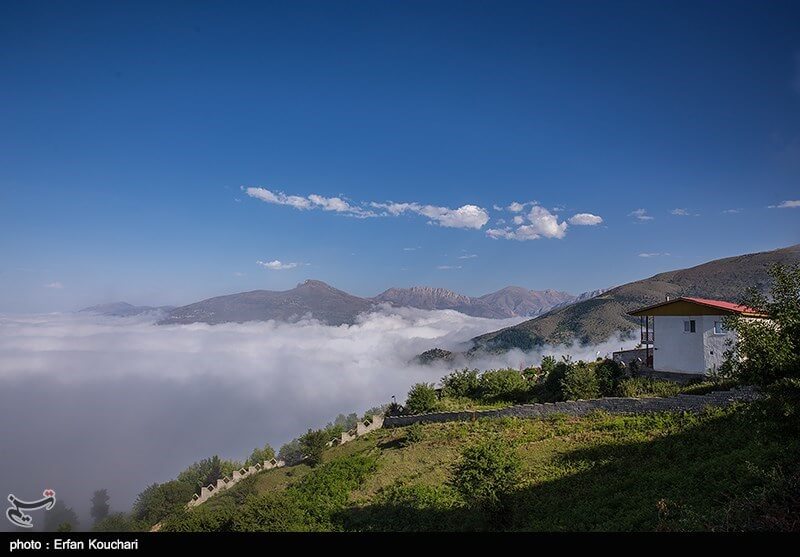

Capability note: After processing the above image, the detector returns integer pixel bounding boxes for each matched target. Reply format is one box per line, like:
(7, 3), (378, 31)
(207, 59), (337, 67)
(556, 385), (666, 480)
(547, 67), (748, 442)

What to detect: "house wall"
(653, 315), (735, 374)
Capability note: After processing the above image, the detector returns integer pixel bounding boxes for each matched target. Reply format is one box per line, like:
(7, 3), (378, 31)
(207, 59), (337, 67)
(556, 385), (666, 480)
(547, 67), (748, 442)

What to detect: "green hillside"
(470, 244), (800, 352)
(157, 401), (799, 532)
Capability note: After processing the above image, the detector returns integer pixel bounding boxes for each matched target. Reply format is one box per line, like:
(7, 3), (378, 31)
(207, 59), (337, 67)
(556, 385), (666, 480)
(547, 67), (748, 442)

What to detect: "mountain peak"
(296, 279), (334, 290)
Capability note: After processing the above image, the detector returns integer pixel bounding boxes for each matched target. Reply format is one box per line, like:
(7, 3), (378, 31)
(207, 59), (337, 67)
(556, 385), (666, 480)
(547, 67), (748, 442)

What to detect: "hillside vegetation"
(470, 244), (800, 352)
(157, 402), (799, 531)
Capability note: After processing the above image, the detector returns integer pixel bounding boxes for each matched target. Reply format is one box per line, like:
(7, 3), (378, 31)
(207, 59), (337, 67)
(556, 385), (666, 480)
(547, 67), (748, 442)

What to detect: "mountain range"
(152, 281), (576, 326)
(79, 302), (174, 317)
(466, 243), (800, 354)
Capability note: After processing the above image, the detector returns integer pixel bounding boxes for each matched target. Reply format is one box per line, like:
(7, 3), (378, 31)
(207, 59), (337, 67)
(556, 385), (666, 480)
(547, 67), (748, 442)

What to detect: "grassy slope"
(470, 243), (800, 351)
(196, 404), (798, 531)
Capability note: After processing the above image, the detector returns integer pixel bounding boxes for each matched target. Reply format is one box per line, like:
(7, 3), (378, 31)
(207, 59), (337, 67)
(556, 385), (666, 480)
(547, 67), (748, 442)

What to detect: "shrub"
(441, 369), (480, 399)
(401, 423), (424, 446)
(450, 438), (521, 512)
(594, 359), (625, 396)
(478, 369), (530, 403)
(233, 492), (308, 532)
(616, 377), (682, 398)
(761, 378), (800, 434)
(300, 428), (330, 467)
(405, 383), (438, 415)
(560, 361), (599, 400)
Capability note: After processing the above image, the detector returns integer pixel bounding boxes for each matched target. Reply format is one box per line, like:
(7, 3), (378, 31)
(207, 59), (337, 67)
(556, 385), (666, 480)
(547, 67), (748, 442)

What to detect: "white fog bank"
(0, 308), (635, 525)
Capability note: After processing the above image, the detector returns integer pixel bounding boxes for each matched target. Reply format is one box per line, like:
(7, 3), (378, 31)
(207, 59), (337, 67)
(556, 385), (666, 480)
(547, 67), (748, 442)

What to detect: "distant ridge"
(80, 302), (174, 317)
(373, 286), (574, 318)
(466, 244), (800, 353)
(156, 282), (578, 326)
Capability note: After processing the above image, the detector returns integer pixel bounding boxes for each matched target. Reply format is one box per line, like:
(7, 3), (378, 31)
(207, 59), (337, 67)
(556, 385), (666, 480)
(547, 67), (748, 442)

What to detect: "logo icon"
(6, 490), (56, 528)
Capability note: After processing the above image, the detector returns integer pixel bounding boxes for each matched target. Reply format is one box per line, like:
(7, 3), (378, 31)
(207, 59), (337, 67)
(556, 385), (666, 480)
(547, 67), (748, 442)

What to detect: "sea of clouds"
(0, 307), (634, 526)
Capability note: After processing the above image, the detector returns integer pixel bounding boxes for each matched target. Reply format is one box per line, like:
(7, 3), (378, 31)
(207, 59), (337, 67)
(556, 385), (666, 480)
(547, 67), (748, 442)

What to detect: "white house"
(626, 297), (767, 376)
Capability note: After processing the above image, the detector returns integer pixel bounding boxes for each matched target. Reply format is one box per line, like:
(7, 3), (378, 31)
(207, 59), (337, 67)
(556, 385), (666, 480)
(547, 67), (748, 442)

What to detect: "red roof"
(681, 297), (762, 314)
(628, 296), (767, 317)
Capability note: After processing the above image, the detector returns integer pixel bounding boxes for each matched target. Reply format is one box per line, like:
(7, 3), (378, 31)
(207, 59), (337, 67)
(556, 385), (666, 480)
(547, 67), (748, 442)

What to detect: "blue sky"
(1, 0), (798, 312)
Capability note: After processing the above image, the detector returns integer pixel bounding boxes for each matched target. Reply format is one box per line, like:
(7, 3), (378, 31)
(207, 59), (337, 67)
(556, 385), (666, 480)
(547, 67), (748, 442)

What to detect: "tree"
(543, 356), (572, 401)
(43, 500), (80, 532)
(722, 263), (800, 386)
(561, 361), (600, 400)
(300, 428), (329, 467)
(404, 383), (438, 414)
(278, 439), (304, 466)
(132, 481), (194, 525)
(90, 489), (110, 523)
(594, 359), (625, 396)
(540, 355), (557, 376)
(450, 438), (521, 513)
(245, 443), (276, 467)
(478, 369), (530, 402)
(441, 369), (480, 399)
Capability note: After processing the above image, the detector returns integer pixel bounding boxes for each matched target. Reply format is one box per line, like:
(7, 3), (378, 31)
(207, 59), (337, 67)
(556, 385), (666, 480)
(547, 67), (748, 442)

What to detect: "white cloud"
(768, 200), (800, 209)
(257, 260), (299, 270)
(402, 247), (418, 252)
(722, 208), (742, 214)
(568, 213), (603, 226)
(638, 252), (670, 258)
(629, 208), (654, 221)
(527, 205), (568, 239)
(457, 254), (478, 259)
(507, 201), (527, 212)
(492, 205), (503, 211)
(233, 272), (246, 277)
(670, 208), (690, 216)
(487, 205), (568, 241)
(436, 265), (462, 270)
(245, 187), (375, 217)
(43, 282), (63, 289)
(371, 202), (489, 230)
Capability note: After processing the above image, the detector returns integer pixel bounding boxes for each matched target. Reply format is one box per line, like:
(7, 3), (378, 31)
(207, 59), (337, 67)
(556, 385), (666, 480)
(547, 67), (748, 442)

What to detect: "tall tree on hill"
(90, 489), (110, 523)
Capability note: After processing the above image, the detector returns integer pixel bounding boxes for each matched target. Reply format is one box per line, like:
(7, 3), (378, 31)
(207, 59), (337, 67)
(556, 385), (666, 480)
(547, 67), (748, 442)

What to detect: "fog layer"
(0, 308), (633, 526)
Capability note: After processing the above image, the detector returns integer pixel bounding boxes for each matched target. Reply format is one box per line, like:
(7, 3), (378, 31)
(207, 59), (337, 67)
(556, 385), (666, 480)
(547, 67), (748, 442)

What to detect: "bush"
(560, 361), (599, 400)
(300, 429), (330, 467)
(478, 369), (530, 403)
(405, 383), (438, 415)
(761, 378), (800, 434)
(540, 355), (557, 376)
(616, 377), (682, 398)
(401, 423), (424, 446)
(450, 438), (521, 512)
(132, 481), (195, 525)
(278, 439), (304, 466)
(594, 359), (625, 396)
(233, 493), (308, 532)
(441, 369), (480, 399)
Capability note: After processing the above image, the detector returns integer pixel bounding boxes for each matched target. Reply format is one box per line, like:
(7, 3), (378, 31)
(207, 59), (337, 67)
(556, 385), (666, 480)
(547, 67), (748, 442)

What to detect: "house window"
(683, 320), (696, 333)
(714, 321), (726, 334)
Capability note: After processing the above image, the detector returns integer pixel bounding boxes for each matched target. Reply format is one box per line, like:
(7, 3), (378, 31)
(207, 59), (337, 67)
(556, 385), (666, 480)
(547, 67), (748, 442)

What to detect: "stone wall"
(326, 414), (384, 447)
(187, 458), (285, 508)
(383, 387), (758, 428)
(188, 414), (384, 508)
